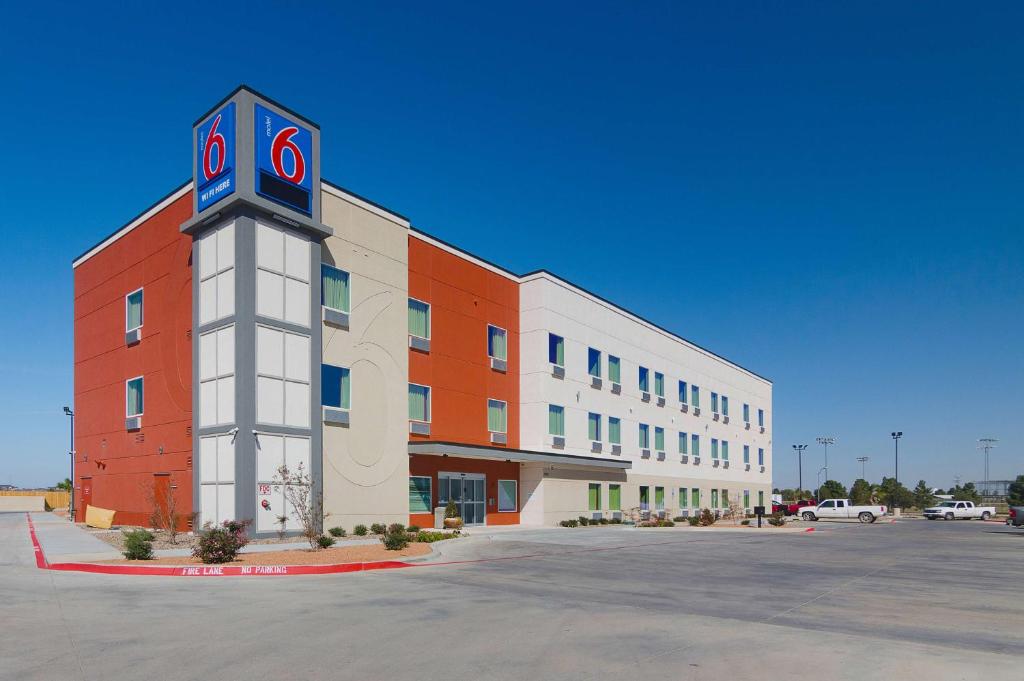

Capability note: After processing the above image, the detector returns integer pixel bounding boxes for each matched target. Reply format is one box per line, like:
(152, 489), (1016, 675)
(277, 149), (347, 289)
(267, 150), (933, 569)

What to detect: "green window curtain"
(322, 265), (350, 312)
(655, 486), (665, 510)
(722, 441), (729, 460)
(340, 368), (351, 410)
(409, 384), (429, 421)
(639, 486), (650, 510)
(127, 378), (143, 416)
(409, 477), (431, 513)
(608, 356), (620, 383)
(758, 491), (764, 506)
(722, 395), (729, 416)
(655, 373), (664, 397)
(743, 446), (750, 464)
(759, 409), (764, 427)
(691, 385), (700, 407)
(609, 484), (621, 511)
(126, 290), (143, 330)
(639, 424), (649, 449)
(743, 403), (750, 422)
(588, 413), (600, 441)
(711, 489), (719, 508)
(711, 439), (719, 459)
(711, 392), (719, 412)
(744, 491), (750, 508)
(654, 427), (664, 451)
(691, 488), (700, 508)
(758, 448), (765, 466)
(679, 432), (688, 454)
(722, 490), (729, 509)
(488, 400), (506, 432)
(692, 434), (700, 457)
(498, 480), (517, 511)
(548, 405), (564, 436)
(608, 417), (621, 444)
(588, 483), (601, 511)
(488, 326), (507, 360)
(408, 299), (430, 338)
(680, 488), (688, 508)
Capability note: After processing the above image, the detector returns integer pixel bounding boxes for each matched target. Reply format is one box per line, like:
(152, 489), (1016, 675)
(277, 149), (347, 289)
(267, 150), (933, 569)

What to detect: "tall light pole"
(856, 456), (869, 480)
(63, 406), (74, 519)
(792, 444), (808, 493)
(891, 432), (902, 487)
(978, 438), (998, 488)
(816, 437), (835, 483)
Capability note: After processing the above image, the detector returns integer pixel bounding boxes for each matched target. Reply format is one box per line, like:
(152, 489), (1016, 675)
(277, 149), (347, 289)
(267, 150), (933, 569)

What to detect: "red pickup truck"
(772, 499), (818, 516)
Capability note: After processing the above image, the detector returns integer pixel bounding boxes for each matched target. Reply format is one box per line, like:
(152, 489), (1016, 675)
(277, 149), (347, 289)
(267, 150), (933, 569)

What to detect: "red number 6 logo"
(271, 127), (306, 184)
(202, 114), (226, 181)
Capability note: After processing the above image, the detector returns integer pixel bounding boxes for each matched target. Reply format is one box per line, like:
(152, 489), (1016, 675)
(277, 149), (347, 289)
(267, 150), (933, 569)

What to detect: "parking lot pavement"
(2, 513), (1022, 681)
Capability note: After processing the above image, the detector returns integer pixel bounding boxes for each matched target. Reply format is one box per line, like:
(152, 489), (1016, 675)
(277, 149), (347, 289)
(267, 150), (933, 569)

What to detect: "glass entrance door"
(440, 473), (486, 525)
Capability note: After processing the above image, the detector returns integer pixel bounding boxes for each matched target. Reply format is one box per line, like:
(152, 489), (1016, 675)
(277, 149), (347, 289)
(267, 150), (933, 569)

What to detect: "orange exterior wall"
(408, 236), (520, 447)
(73, 192), (194, 528)
(408, 455), (521, 526)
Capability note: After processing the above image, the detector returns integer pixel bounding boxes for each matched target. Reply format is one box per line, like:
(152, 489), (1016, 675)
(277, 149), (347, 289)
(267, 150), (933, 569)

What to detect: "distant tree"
(55, 478), (72, 492)
(1007, 475), (1024, 507)
(818, 480), (847, 500)
(911, 480), (935, 510)
(954, 482), (982, 504)
(877, 477), (913, 508)
(772, 488), (781, 495)
(849, 479), (873, 505)
(779, 488), (814, 501)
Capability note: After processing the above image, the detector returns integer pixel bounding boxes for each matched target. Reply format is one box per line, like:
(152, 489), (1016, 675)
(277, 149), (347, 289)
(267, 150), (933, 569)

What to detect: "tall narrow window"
(126, 289), (143, 332)
(588, 412), (601, 441)
(609, 484), (621, 511)
(487, 325), (507, 361)
(691, 488), (700, 508)
(711, 392), (719, 413)
(721, 489), (729, 509)
(722, 440), (729, 460)
(743, 403), (750, 423)
(678, 432), (688, 454)
(409, 476), (431, 513)
(199, 325), (235, 427)
(409, 384), (430, 422)
(321, 264), (350, 312)
(498, 480), (517, 512)
(758, 408), (765, 427)
(588, 348), (601, 378)
(639, 485), (650, 510)
(608, 355), (621, 384)
(679, 380), (688, 404)
(322, 365), (351, 410)
(692, 434), (700, 457)
(711, 438), (719, 459)
(588, 483), (601, 511)
(548, 405), (565, 436)
(655, 486), (665, 510)
(758, 491), (765, 507)
(711, 489), (719, 508)
(608, 417), (621, 444)
(639, 423), (650, 449)
(758, 448), (765, 466)
(487, 399), (507, 433)
(743, 445), (750, 464)
(722, 395), (729, 416)
(639, 366), (649, 392)
(654, 426), (665, 452)
(408, 299), (430, 339)
(126, 377), (144, 417)
(679, 488), (688, 508)
(691, 385), (700, 408)
(654, 372), (664, 398)
(548, 333), (564, 366)
(744, 490), (750, 508)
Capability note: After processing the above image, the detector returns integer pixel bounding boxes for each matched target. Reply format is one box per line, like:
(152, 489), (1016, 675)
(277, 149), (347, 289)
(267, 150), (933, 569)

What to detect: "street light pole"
(792, 444), (808, 493)
(890, 432), (902, 486)
(856, 456), (869, 480)
(816, 437), (836, 483)
(63, 406), (75, 520)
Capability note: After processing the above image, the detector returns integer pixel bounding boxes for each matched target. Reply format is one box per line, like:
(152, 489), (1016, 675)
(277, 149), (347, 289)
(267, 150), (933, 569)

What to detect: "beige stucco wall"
(320, 186), (410, 529)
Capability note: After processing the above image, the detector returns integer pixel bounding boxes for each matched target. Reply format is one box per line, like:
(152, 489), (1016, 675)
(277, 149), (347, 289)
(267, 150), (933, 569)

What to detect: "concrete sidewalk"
(29, 512), (121, 562)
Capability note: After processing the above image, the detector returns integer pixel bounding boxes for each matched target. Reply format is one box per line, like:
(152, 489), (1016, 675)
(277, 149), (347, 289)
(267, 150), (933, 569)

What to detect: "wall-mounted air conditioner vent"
(125, 416), (142, 431)
(490, 432), (507, 445)
(641, 392), (651, 403)
(693, 407), (701, 416)
(680, 455), (689, 464)
(723, 415), (730, 424)
(323, 307), (350, 329)
(713, 459), (720, 468)
(550, 435), (565, 448)
(713, 412), (720, 421)
(641, 448), (651, 459)
(591, 376), (602, 389)
(409, 421), (431, 436)
(680, 403), (689, 413)
(323, 406), (350, 426)
(611, 444), (622, 455)
(744, 463), (751, 471)
(409, 335), (430, 353)
(656, 397), (666, 407)
(611, 382), (622, 394)
(723, 460), (730, 469)
(490, 357), (507, 372)
(744, 422), (751, 430)
(591, 441), (602, 453)
(551, 364), (565, 379)
(125, 328), (142, 346)
(656, 451), (666, 461)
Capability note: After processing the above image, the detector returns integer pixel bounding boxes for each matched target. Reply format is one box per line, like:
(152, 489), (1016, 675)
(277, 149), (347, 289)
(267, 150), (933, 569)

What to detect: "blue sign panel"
(195, 102), (236, 212)
(254, 104), (313, 215)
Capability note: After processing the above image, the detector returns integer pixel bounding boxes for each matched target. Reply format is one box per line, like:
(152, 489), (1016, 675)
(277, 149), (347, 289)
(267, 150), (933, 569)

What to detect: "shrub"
(193, 520), (250, 564)
(673, 516), (687, 523)
(741, 519), (751, 526)
(577, 516), (590, 526)
(381, 526), (409, 550)
(387, 523), (406, 535)
(274, 463), (329, 550)
(699, 509), (716, 526)
(407, 525), (420, 533)
(687, 516), (701, 526)
(559, 519), (579, 527)
(416, 530), (457, 543)
(768, 511), (786, 527)
(353, 524), (368, 536)
(598, 517), (609, 525)
(660, 519), (675, 527)
(317, 535), (336, 549)
(328, 526), (346, 537)
(370, 523), (387, 535)
(444, 499), (460, 519)
(609, 517), (623, 524)
(122, 529), (155, 560)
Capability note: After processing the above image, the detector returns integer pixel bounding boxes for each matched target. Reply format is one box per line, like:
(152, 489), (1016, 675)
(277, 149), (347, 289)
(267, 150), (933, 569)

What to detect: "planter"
(443, 517), (463, 530)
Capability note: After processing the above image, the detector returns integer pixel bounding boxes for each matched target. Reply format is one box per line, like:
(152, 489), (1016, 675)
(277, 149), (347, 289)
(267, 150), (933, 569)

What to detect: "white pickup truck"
(797, 499), (887, 523)
(923, 500), (996, 520)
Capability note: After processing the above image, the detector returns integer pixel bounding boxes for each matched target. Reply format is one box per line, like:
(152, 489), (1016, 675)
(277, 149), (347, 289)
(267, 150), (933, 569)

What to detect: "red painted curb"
(804, 527), (815, 533)
(26, 514), (48, 569)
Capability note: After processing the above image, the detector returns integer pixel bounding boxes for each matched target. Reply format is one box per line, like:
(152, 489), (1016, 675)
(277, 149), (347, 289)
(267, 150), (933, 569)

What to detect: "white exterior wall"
(519, 274), (772, 525)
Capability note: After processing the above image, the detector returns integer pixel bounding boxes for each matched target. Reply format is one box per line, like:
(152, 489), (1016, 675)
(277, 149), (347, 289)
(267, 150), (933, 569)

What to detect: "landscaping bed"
(88, 527), (300, 552)
(96, 542), (432, 566)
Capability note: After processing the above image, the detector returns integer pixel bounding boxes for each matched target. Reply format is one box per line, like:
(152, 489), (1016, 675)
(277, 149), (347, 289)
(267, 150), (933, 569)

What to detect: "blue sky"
(1, 1), (1021, 490)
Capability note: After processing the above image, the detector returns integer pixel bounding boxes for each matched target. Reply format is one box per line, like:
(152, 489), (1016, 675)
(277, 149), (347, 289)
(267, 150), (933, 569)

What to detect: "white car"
(798, 499), (887, 523)
(923, 500), (995, 520)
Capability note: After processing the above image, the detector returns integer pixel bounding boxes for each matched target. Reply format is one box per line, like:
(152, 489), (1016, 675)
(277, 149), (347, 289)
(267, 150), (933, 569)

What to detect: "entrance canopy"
(408, 441), (631, 471)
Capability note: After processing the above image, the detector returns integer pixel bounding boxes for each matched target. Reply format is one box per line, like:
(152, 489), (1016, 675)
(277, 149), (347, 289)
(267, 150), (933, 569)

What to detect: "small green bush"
(353, 524), (368, 536)
(577, 516), (590, 526)
(122, 529), (155, 560)
(370, 523), (387, 535)
(609, 517), (623, 524)
(688, 516), (701, 526)
(559, 519), (579, 527)
(317, 535), (336, 549)
(673, 516), (687, 523)
(699, 509), (716, 526)
(387, 523), (406, 535)
(598, 517), (609, 525)
(740, 519), (751, 526)
(768, 511), (786, 527)
(407, 525), (421, 533)
(444, 499), (460, 519)
(660, 519), (675, 527)
(415, 530), (457, 543)
(192, 520), (250, 564)
(328, 526), (346, 537)
(381, 527), (409, 550)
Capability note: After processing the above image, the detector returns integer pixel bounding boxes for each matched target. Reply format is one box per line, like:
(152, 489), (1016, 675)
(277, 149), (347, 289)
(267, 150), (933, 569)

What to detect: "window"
(678, 380), (688, 404)
(498, 480), (517, 512)
(588, 483), (601, 511)
(654, 427), (665, 452)
(321, 264), (350, 313)
(655, 486), (665, 510)
(758, 448), (765, 466)
(691, 488), (700, 508)
(409, 384), (431, 422)
(678, 431), (688, 454)
(691, 434), (700, 457)
(198, 221), (235, 325)
(711, 489), (719, 508)
(743, 445), (750, 464)
(256, 326), (311, 428)
(743, 490), (750, 508)
(638, 366), (649, 392)
(721, 395), (729, 416)
(408, 298), (430, 339)
(639, 423), (650, 449)
(721, 489), (730, 509)
(608, 355), (621, 384)
(548, 405), (565, 436)
(608, 417), (621, 444)
(691, 385), (700, 408)
(126, 288), (143, 332)
(200, 325), (235, 427)
(654, 372), (664, 397)
(256, 221), (309, 327)
(711, 438), (719, 459)
(758, 408), (765, 427)
(200, 433), (235, 526)
(254, 433), (309, 532)
(609, 484), (621, 511)
(548, 333), (564, 366)
(488, 325), (507, 361)
(711, 392), (719, 413)
(639, 485), (650, 510)
(588, 412), (601, 441)
(758, 491), (764, 507)
(588, 348), (601, 378)
(409, 476), (431, 513)
(679, 488), (688, 508)
(126, 377), (144, 417)
(743, 403), (750, 423)
(722, 440), (729, 461)
(487, 399), (507, 433)
(322, 364), (351, 410)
